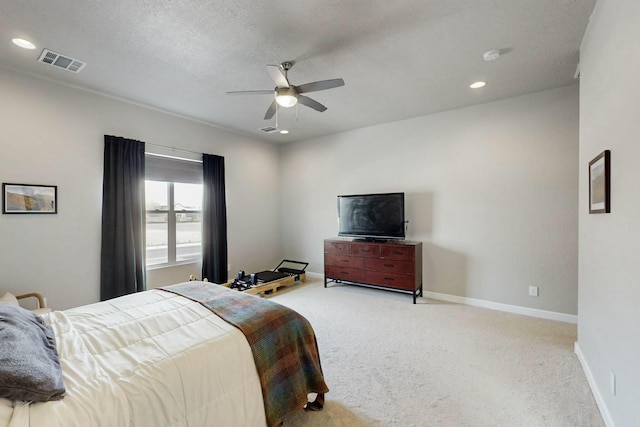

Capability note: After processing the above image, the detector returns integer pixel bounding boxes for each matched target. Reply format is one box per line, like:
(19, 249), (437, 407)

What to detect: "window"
(145, 154), (203, 267)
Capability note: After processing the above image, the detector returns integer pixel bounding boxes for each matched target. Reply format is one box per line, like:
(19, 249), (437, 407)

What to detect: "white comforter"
(0, 289), (267, 427)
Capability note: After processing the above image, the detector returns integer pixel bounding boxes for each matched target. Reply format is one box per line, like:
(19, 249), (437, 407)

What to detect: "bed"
(0, 281), (328, 427)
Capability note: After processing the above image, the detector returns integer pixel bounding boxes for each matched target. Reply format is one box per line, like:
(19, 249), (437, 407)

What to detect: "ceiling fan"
(227, 61), (345, 120)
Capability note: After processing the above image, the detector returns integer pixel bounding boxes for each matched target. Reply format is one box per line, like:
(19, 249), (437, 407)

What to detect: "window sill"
(146, 259), (201, 271)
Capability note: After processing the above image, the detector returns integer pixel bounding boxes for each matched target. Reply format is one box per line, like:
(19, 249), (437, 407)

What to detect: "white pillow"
(0, 292), (19, 306)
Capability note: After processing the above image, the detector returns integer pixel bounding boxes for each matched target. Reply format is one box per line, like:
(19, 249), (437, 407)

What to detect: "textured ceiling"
(0, 0), (595, 143)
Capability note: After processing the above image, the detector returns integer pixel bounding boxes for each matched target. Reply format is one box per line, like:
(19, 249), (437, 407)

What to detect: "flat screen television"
(337, 192), (405, 240)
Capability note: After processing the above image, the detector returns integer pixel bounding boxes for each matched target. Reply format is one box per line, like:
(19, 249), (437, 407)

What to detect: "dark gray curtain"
(202, 154), (228, 283)
(100, 135), (146, 300)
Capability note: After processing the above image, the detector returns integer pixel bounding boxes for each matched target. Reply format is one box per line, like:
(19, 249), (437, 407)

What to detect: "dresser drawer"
(365, 271), (415, 290)
(381, 245), (415, 261)
(364, 258), (415, 275)
(349, 243), (380, 258)
(325, 265), (366, 282)
(324, 253), (364, 269)
(324, 241), (350, 255)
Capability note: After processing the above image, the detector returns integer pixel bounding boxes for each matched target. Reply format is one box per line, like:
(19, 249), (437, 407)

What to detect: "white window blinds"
(145, 154), (202, 184)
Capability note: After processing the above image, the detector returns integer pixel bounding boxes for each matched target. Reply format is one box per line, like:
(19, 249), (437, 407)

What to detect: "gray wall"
(0, 68), (282, 309)
(577, 0), (640, 425)
(280, 85), (579, 315)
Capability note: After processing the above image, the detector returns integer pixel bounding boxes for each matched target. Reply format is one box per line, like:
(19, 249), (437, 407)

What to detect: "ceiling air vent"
(259, 126), (279, 133)
(38, 49), (86, 73)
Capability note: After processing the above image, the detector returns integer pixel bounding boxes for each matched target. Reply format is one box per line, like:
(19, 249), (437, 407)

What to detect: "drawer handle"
(384, 277), (395, 281)
(384, 264), (394, 267)
(362, 249), (370, 252)
(392, 251), (403, 255)
(341, 271), (349, 275)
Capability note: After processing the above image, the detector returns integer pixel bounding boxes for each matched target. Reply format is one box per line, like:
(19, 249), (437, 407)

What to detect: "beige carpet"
(271, 278), (604, 427)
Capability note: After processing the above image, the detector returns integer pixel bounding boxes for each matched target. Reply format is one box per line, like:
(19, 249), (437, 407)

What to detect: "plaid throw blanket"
(160, 282), (329, 427)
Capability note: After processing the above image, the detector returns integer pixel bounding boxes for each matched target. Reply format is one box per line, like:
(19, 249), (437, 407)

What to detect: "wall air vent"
(259, 126), (279, 133)
(38, 49), (86, 73)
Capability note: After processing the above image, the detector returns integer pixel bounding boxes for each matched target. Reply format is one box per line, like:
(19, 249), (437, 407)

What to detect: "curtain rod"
(146, 152), (202, 163)
(145, 142), (204, 157)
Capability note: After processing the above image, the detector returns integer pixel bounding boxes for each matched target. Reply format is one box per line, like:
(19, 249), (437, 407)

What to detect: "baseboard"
(574, 342), (615, 427)
(313, 272), (577, 323)
(422, 290), (578, 324)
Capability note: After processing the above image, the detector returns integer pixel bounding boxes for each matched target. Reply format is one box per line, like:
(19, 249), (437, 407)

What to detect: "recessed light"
(470, 81), (486, 89)
(280, 130), (289, 134)
(12, 38), (36, 50)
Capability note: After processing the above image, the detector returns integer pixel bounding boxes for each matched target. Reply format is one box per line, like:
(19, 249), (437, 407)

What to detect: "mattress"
(0, 289), (266, 427)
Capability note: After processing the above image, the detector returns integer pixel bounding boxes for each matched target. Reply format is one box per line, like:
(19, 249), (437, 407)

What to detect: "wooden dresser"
(324, 238), (423, 303)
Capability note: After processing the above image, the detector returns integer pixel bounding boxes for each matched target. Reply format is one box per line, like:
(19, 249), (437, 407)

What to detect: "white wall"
(577, 0), (640, 425)
(280, 85), (579, 314)
(0, 68), (282, 310)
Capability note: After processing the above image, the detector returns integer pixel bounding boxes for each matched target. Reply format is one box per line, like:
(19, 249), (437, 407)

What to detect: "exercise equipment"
(228, 259), (308, 296)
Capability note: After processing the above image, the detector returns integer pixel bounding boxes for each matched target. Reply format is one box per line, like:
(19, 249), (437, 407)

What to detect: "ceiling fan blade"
(264, 100), (277, 120)
(297, 95), (327, 112)
(266, 65), (289, 88)
(296, 78), (345, 94)
(226, 90), (274, 95)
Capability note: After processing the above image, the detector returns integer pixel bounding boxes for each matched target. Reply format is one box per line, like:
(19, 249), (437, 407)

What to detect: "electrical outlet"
(610, 371), (616, 395)
(528, 286), (539, 297)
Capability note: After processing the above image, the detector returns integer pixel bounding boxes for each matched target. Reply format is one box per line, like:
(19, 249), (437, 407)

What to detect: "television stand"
(324, 238), (423, 303)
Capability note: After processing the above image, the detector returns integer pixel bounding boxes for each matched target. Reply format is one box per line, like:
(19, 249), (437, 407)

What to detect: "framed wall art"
(2, 183), (57, 214)
(588, 150), (610, 214)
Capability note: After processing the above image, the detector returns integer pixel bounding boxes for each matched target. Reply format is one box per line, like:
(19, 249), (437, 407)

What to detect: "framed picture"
(588, 150), (610, 214)
(2, 183), (57, 214)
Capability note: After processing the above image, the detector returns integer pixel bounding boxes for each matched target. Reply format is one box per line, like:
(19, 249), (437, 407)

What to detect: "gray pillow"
(0, 304), (66, 402)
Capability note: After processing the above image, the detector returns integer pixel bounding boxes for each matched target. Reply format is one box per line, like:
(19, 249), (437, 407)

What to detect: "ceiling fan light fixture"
(275, 87), (298, 108)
